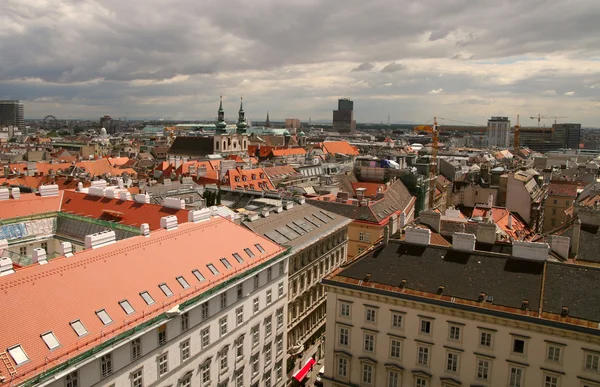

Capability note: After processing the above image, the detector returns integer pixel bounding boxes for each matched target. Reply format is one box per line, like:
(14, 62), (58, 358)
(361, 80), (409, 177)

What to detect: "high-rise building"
(487, 116), (510, 148)
(332, 98), (356, 133)
(0, 100), (25, 130)
(552, 123), (581, 149)
(285, 118), (301, 130)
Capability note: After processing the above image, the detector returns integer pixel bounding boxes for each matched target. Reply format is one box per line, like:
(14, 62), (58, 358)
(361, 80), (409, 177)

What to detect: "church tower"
(215, 95), (227, 133)
(265, 111), (271, 128)
(236, 97), (248, 134)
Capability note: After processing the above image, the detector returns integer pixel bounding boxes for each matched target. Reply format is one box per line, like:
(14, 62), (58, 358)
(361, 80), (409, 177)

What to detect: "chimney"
(58, 242), (73, 257)
(261, 208), (270, 218)
(39, 184), (59, 197)
(77, 182), (84, 191)
(570, 219), (581, 257)
(248, 212), (259, 222)
(119, 191), (132, 201)
(507, 214), (513, 229)
(284, 201), (294, 210)
(383, 225), (390, 245)
(188, 208), (211, 223)
(135, 193), (151, 204)
(10, 187), (20, 199)
(160, 215), (178, 230)
(89, 186), (105, 197)
(32, 248), (48, 265)
(419, 210), (441, 233)
(548, 235), (570, 260)
(0, 257), (14, 276)
(163, 197), (186, 210)
(85, 230), (117, 249)
(404, 227), (431, 245)
(512, 240), (549, 261)
(476, 222), (496, 245)
(355, 187), (367, 201)
(296, 197), (306, 205)
(140, 223), (150, 237)
(521, 299), (529, 310)
(452, 232), (476, 252)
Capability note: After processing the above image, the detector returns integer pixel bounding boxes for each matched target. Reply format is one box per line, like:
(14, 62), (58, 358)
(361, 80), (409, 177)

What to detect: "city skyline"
(2, 0), (600, 125)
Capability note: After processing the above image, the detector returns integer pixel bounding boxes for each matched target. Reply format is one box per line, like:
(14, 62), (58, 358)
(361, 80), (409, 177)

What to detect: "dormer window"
(41, 332), (60, 350)
(177, 276), (190, 289)
(7, 345), (29, 365)
(96, 309), (113, 325)
(159, 283), (173, 297)
(70, 320), (88, 337)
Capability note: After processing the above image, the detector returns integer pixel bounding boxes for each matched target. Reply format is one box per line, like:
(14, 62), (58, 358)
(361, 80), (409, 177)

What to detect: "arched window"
(215, 141), (219, 150)
(243, 140), (247, 149)
(223, 141), (227, 150)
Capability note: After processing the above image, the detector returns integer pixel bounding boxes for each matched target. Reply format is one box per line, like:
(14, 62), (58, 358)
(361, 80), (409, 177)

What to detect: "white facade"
(46, 258), (289, 387)
(487, 117), (511, 148)
(214, 133), (248, 154)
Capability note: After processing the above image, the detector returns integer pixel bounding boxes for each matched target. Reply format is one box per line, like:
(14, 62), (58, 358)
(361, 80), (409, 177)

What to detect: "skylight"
(304, 216), (321, 228)
(244, 248), (255, 258)
(320, 210), (335, 220)
(293, 220), (313, 233)
(140, 291), (155, 305)
(232, 253), (244, 263)
(159, 283), (173, 297)
(207, 263), (220, 275)
(177, 276), (190, 289)
(264, 231), (288, 244)
(254, 243), (266, 253)
(119, 300), (135, 315)
(220, 258), (232, 269)
(313, 213), (329, 223)
(70, 320), (88, 337)
(41, 332), (60, 350)
(7, 345), (29, 365)
(192, 269), (205, 281)
(96, 309), (113, 325)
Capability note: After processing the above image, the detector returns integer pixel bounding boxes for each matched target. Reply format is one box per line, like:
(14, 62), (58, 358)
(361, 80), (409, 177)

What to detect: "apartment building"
(543, 180), (578, 232)
(242, 202), (351, 381)
(322, 227), (600, 387)
(0, 210), (289, 387)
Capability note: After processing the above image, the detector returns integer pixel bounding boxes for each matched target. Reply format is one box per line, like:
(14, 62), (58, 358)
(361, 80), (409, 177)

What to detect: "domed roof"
(298, 130), (306, 137)
(283, 129), (291, 136)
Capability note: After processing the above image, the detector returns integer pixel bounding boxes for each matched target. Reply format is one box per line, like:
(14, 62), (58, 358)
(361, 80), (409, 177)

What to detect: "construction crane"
(530, 114), (568, 127)
(513, 114), (520, 152)
(429, 117), (439, 210)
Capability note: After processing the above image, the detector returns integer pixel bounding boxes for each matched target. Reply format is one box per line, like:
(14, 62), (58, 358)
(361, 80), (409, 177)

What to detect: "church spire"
(265, 111), (271, 128)
(215, 95), (227, 132)
(236, 96), (248, 133)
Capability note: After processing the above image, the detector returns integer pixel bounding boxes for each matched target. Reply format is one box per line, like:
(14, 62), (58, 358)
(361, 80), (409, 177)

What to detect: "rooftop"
(0, 192), (63, 220)
(547, 180), (579, 197)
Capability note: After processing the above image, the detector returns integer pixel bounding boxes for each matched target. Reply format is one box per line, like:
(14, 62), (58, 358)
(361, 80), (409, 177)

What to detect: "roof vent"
(0, 188), (9, 201)
(521, 299), (529, 310)
(261, 208), (270, 218)
(88, 186), (105, 197)
(119, 191), (132, 201)
(478, 292), (486, 302)
(160, 215), (178, 230)
(140, 223), (150, 237)
(364, 273), (372, 282)
(452, 232), (476, 252)
(91, 180), (107, 189)
(163, 197), (185, 210)
(561, 306), (569, 317)
(437, 285), (445, 295)
(32, 248), (48, 265)
(11, 188), (20, 199)
(405, 227), (431, 246)
(296, 197), (306, 205)
(105, 188), (120, 199)
(512, 241), (549, 261)
(77, 182), (83, 191)
(275, 205), (284, 213)
(248, 211), (259, 222)
(284, 201), (294, 210)
(58, 242), (73, 257)
(85, 230), (116, 249)
(39, 184), (59, 197)
(134, 193), (150, 204)
(399, 279), (407, 288)
(189, 208), (211, 223)
(0, 257), (14, 276)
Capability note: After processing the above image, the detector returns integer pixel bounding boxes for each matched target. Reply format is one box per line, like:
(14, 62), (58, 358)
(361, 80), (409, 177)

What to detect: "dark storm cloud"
(381, 62), (407, 73)
(351, 63), (375, 72)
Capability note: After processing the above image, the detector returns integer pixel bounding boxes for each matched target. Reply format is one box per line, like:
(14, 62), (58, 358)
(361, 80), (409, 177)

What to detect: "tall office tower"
(552, 123), (582, 149)
(0, 100), (25, 130)
(487, 116), (510, 148)
(332, 98), (356, 133)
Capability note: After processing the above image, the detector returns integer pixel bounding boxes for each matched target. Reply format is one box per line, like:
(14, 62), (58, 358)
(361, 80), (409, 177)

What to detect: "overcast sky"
(1, 0), (600, 125)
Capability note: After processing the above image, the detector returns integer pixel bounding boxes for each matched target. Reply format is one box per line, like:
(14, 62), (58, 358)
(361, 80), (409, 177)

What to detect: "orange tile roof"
(107, 157), (130, 166)
(321, 141), (360, 156)
(110, 167), (137, 177)
(0, 192), (64, 220)
(472, 206), (532, 240)
(75, 159), (112, 176)
(60, 190), (189, 230)
(271, 148), (307, 157)
(351, 182), (386, 197)
(0, 217), (285, 385)
(224, 167), (275, 191)
(262, 165), (301, 178)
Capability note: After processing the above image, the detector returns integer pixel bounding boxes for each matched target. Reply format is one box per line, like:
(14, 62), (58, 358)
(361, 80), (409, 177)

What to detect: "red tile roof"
(271, 148), (307, 157)
(224, 167), (275, 191)
(547, 181), (578, 197)
(107, 157), (130, 166)
(0, 192), (64, 220)
(472, 206), (533, 240)
(320, 141), (360, 156)
(263, 165), (301, 179)
(0, 217), (285, 385)
(351, 182), (386, 197)
(75, 159), (113, 176)
(60, 190), (189, 230)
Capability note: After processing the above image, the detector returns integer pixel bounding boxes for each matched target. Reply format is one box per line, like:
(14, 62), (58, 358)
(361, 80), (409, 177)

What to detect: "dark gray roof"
(242, 203), (351, 251)
(561, 224), (600, 263)
(167, 137), (214, 157)
(338, 240), (544, 311)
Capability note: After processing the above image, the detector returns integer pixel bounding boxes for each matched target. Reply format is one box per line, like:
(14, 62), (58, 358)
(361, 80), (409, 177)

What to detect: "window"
(237, 283), (244, 300)
(512, 338), (525, 354)
(278, 282), (284, 297)
(131, 368), (143, 387)
(566, 200), (570, 206)
(509, 366), (523, 387)
(547, 345), (561, 363)
(365, 308), (376, 323)
(544, 374), (559, 387)
(236, 306), (244, 326)
(236, 370), (244, 387)
(70, 320), (88, 337)
(265, 371), (272, 387)
(251, 353), (259, 375)
(119, 300), (135, 315)
(233, 253), (243, 263)
(101, 353), (113, 378)
(553, 199), (558, 204)
(415, 377), (428, 387)
(267, 267), (272, 281)
(552, 209), (557, 215)
(41, 331), (60, 350)
(479, 330), (493, 348)
(253, 297), (259, 314)
(446, 351), (459, 373)
(266, 289), (272, 305)
(362, 363), (373, 384)
(254, 275), (259, 290)
(158, 324), (167, 346)
(244, 248), (255, 258)
(220, 258), (232, 269)
(252, 325), (260, 346)
(276, 360), (283, 381)
(341, 302), (351, 317)
(264, 343), (272, 365)
(359, 232), (371, 242)
(180, 373), (192, 387)
(276, 334), (283, 355)
(65, 371), (79, 387)
(220, 292), (227, 310)
(278, 261), (284, 275)
(176, 275), (190, 289)
(178, 312), (189, 332)
(477, 358), (490, 381)
(390, 339), (402, 359)
(364, 332), (375, 352)
(388, 370), (400, 387)
(391, 312), (403, 329)
(339, 327), (349, 346)
(159, 283), (173, 297)
(7, 345), (28, 365)
(220, 316), (228, 337)
(276, 308), (283, 328)
(201, 327), (210, 348)
(41, 241), (48, 251)
(158, 352), (168, 377)
(220, 351), (228, 372)
(131, 338), (141, 361)
(96, 309), (112, 325)
(201, 362), (211, 384)
(207, 264), (219, 275)
(192, 269), (205, 282)
(449, 325), (461, 341)
(19, 246), (26, 256)
(140, 291), (155, 305)
(585, 352), (600, 371)
(417, 345), (430, 366)
(420, 318), (432, 334)
(337, 357), (348, 377)
(264, 316), (272, 338)
(180, 339), (190, 361)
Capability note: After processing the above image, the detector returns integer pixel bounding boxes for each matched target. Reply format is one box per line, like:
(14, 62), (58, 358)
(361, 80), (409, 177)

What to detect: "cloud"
(381, 62), (406, 73)
(429, 88), (444, 94)
(564, 91), (576, 96)
(542, 90), (557, 95)
(351, 62), (375, 72)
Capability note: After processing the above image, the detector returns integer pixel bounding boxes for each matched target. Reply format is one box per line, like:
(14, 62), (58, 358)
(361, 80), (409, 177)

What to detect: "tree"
(216, 190), (222, 205)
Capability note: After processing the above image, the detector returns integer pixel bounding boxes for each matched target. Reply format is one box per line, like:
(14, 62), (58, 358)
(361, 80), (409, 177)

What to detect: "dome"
(298, 131), (306, 137)
(283, 129), (291, 136)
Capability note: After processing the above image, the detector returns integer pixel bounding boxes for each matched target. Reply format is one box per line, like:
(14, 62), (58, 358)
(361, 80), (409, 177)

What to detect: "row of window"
(291, 249), (342, 297)
(289, 230), (346, 274)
